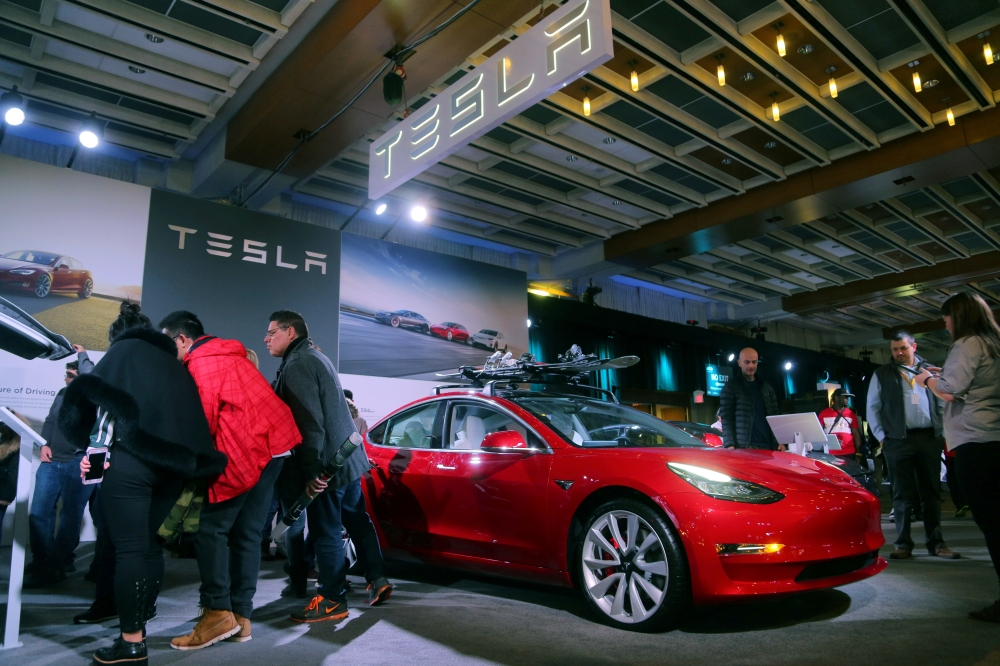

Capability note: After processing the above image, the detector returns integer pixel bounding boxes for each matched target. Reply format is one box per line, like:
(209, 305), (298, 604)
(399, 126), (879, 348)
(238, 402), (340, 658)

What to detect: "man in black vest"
(866, 331), (958, 560)
(719, 347), (784, 451)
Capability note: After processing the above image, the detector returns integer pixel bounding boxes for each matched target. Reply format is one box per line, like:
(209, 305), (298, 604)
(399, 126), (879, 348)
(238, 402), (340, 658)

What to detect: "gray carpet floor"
(3, 517), (999, 665)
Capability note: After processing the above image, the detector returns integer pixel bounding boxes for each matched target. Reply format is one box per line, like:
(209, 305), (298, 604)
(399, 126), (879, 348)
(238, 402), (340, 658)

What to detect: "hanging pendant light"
(628, 60), (639, 92)
(715, 54), (726, 86)
(908, 60), (922, 92)
(981, 31), (994, 65)
(946, 107), (955, 126)
(770, 92), (780, 122)
(582, 84), (591, 117)
(774, 22), (786, 57)
(826, 66), (837, 98)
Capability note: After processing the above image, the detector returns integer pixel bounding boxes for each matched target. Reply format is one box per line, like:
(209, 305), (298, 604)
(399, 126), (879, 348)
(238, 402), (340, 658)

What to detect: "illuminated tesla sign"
(368, 0), (613, 200)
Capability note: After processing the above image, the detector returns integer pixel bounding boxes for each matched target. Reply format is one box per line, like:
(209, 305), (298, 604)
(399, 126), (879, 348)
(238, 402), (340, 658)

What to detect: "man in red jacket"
(160, 311), (301, 650)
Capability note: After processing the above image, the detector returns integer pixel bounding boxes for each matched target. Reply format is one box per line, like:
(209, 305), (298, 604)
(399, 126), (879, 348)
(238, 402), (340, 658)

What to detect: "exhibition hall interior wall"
(0, 153), (530, 540)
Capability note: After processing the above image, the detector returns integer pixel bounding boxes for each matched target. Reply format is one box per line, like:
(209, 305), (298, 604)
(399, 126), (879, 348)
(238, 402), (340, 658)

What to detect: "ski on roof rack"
(434, 344), (638, 392)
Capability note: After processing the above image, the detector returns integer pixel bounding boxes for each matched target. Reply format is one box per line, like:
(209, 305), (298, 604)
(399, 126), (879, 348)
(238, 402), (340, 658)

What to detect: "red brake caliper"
(604, 536), (620, 577)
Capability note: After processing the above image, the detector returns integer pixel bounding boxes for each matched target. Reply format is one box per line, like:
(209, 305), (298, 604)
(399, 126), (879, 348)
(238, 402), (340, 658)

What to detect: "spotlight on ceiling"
(728, 353), (735, 362)
(526, 318), (532, 327)
(784, 362), (793, 371)
(374, 202), (387, 215)
(79, 114), (102, 148)
(1, 86), (25, 126)
(410, 205), (427, 222)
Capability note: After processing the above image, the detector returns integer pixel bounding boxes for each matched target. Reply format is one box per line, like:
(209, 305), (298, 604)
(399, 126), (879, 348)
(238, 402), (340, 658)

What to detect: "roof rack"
(431, 345), (638, 402)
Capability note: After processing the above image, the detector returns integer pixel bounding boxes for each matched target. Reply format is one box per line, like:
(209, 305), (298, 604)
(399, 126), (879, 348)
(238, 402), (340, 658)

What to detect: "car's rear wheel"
(446, 331), (453, 341)
(34, 274), (51, 298)
(577, 498), (689, 631)
(421, 324), (429, 334)
(466, 337), (474, 346)
(390, 316), (400, 327)
(79, 278), (93, 299)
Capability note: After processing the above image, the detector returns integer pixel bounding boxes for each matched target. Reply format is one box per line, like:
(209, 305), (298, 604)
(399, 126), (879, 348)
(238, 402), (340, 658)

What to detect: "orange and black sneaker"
(290, 595), (349, 623)
(367, 577), (392, 606)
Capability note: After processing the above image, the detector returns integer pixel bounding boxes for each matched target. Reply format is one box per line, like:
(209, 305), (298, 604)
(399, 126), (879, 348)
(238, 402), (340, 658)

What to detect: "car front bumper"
(655, 488), (886, 604)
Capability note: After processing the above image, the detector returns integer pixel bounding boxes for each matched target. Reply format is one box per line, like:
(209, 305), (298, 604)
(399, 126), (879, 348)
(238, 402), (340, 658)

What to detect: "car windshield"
(511, 396), (706, 448)
(480, 329), (496, 335)
(3, 251), (59, 266)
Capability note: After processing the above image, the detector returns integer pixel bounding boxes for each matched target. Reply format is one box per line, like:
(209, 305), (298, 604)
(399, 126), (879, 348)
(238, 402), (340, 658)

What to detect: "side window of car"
(385, 402), (442, 449)
(448, 403), (530, 450)
(367, 420), (386, 445)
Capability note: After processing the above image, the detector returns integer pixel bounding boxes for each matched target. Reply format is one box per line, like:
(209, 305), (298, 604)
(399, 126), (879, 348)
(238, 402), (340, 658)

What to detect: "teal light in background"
(656, 349), (677, 392)
(784, 371), (796, 398)
(528, 328), (544, 362)
(594, 339), (615, 392)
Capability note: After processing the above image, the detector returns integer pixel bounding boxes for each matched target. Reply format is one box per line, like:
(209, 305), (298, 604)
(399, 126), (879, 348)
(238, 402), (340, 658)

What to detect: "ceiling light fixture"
(145, 33), (164, 43)
(764, 141), (777, 149)
(826, 66), (837, 98)
(374, 202), (387, 215)
(946, 107), (955, 126)
(784, 361), (793, 371)
(741, 72), (754, 82)
(581, 84), (591, 117)
(980, 31), (994, 65)
(774, 22), (786, 57)
(612, 200), (622, 205)
(715, 53), (726, 86)
(565, 155), (578, 162)
(721, 157), (732, 165)
(410, 204), (427, 222)
(128, 65), (146, 74)
(603, 137), (616, 144)
(909, 60), (921, 92)
(1, 85), (25, 127)
(769, 92), (780, 122)
(923, 79), (939, 88)
(79, 113), (102, 149)
(797, 44), (813, 55)
(628, 59), (639, 92)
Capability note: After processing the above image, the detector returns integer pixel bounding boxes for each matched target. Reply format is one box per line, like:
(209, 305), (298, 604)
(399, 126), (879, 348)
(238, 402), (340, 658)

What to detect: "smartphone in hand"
(83, 447), (108, 484)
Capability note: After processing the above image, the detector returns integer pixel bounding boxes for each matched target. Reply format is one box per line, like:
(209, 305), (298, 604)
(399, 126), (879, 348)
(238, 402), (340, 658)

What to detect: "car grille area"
(795, 551), (879, 583)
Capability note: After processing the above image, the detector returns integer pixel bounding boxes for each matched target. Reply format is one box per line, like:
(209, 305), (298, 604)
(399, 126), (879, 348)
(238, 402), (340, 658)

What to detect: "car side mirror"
(480, 430), (528, 453)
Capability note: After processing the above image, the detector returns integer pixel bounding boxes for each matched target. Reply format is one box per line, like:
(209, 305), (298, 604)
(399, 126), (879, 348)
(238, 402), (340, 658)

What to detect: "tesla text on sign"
(367, 0), (613, 201)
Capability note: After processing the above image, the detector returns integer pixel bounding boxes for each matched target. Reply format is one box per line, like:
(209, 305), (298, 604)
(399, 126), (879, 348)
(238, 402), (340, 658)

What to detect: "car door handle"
(436, 464), (456, 470)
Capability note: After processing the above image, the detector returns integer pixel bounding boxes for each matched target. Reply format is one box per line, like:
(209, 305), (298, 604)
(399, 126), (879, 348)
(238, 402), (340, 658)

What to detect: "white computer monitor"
(766, 412), (829, 455)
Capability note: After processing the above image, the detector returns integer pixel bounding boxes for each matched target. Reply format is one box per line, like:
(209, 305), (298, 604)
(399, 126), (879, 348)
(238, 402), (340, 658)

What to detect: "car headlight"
(10, 269), (36, 275)
(668, 462), (784, 503)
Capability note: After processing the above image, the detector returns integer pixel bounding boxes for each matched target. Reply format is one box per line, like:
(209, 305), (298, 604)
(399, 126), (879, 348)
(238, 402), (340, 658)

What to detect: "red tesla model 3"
(429, 321), (471, 343)
(360, 388), (886, 631)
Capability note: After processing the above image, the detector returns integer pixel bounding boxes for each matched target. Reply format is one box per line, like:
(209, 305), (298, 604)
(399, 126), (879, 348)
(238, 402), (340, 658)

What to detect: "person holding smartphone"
(63, 302), (226, 666)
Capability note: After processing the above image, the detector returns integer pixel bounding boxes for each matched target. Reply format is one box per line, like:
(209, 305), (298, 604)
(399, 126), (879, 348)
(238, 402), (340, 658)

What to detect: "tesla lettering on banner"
(367, 0), (613, 200)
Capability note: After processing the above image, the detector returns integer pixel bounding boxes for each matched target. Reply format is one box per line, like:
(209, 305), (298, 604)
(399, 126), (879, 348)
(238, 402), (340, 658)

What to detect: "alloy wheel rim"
(447, 331), (453, 340)
(83, 279), (93, 297)
(35, 275), (50, 297)
(581, 510), (668, 624)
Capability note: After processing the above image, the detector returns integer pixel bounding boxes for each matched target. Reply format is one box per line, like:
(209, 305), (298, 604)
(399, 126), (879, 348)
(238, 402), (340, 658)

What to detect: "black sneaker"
(367, 577), (392, 606)
(970, 600), (1000, 623)
(74, 601), (119, 624)
(92, 636), (147, 665)
(290, 595), (348, 623)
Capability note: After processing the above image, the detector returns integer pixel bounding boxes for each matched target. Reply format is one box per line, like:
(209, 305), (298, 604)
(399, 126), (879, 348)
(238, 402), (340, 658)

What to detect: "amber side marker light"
(717, 543), (785, 555)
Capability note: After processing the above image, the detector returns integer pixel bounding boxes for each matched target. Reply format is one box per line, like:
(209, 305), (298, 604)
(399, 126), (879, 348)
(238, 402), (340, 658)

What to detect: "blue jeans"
(308, 479), (385, 602)
(29, 456), (95, 574)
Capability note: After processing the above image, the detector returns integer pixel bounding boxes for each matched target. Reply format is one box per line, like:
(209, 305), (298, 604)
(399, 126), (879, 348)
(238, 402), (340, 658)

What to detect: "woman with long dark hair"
(916, 292), (1000, 622)
(61, 302), (226, 663)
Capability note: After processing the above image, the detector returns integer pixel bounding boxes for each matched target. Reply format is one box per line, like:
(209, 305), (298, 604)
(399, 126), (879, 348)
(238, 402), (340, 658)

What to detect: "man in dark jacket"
(25, 350), (95, 588)
(266, 310), (391, 622)
(719, 347), (784, 451)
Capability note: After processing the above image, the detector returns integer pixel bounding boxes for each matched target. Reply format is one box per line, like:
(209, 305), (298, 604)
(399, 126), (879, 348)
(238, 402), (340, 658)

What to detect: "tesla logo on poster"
(167, 225), (328, 274)
(368, 0), (613, 200)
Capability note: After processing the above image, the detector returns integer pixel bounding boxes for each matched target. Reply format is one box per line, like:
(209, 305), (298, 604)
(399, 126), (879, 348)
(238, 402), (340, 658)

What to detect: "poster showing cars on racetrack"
(340, 233), (528, 380)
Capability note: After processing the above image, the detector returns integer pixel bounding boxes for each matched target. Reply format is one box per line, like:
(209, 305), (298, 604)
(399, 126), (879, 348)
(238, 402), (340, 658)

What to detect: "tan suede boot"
(170, 609), (239, 650)
(225, 614), (251, 643)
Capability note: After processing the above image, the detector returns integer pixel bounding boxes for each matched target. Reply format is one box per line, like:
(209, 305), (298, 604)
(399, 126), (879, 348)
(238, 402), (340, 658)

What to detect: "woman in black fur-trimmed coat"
(60, 302), (226, 666)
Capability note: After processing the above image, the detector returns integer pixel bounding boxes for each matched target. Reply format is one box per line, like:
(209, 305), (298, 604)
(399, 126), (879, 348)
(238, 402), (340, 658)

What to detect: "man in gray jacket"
(266, 310), (391, 623)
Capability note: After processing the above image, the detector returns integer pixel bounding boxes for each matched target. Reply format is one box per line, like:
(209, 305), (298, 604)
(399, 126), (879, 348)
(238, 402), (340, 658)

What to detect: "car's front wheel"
(390, 316), (400, 327)
(576, 498), (689, 631)
(34, 274), (51, 298)
(421, 325), (429, 334)
(446, 331), (453, 341)
(79, 278), (93, 299)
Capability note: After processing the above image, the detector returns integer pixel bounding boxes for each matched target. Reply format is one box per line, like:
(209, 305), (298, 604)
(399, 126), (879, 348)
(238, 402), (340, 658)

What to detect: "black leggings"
(955, 442), (1000, 593)
(101, 448), (184, 632)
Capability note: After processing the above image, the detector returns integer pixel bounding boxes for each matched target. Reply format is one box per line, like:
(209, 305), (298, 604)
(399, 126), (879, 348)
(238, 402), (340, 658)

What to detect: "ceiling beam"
(881, 309), (1000, 339)
(623, 270), (745, 305)
(648, 263), (770, 301)
(783, 250), (1000, 315)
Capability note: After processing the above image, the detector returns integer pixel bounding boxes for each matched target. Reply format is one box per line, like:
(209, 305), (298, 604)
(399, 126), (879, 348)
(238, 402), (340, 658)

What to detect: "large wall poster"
(340, 234), (528, 380)
(0, 155), (150, 421)
(142, 190), (341, 379)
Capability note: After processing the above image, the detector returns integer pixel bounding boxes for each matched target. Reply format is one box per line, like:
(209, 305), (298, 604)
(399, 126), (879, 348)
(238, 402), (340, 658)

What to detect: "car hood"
(652, 448), (863, 494)
(0, 257), (44, 271)
(0, 296), (74, 360)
